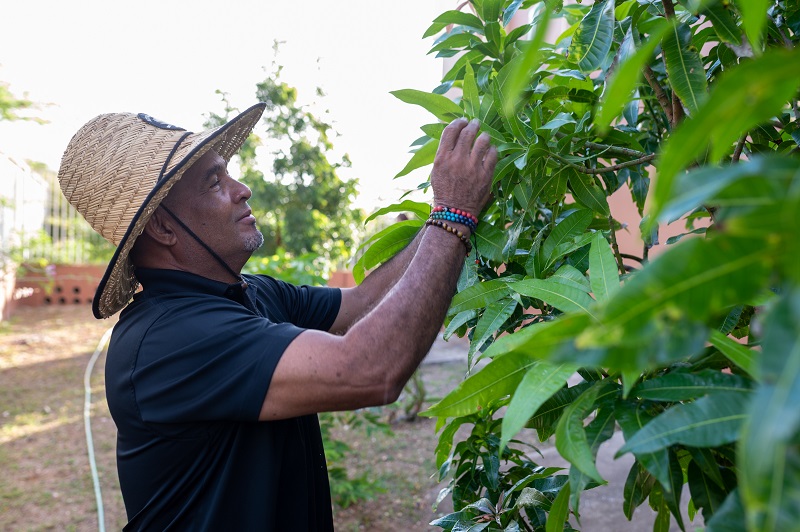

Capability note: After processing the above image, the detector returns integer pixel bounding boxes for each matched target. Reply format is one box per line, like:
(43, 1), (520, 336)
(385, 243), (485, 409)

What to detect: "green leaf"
(739, 291), (800, 531)
(623, 462), (656, 520)
(364, 200), (430, 224)
(657, 155), (800, 225)
(631, 369), (753, 401)
(422, 352), (538, 418)
(395, 138), (438, 178)
(705, 488), (747, 532)
(545, 481), (571, 532)
(474, 222), (507, 263)
(483, 313), (593, 361)
(552, 264), (591, 292)
(468, 299), (518, 367)
(431, 9), (485, 31)
(601, 236), (770, 329)
(353, 221), (421, 283)
(499, 6), (552, 116)
(449, 278), (515, 315)
(588, 232), (619, 304)
(390, 89), (464, 122)
(662, 22), (707, 114)
(649, 47), (800, 221)
(568, 0), (615, 72)
(542, 209), (594, 264)
(596, 20), (670, 132)
(501, 361), (579, 450)
(444, 309), (478, 340)
(616, 402), (672, 490)
(618, 391), (751, 455)
(688, 460), (730, 522)
(510, 278), (597, 315)
(479, 0), (504, 23)
(709, 330), (759, 380)
(735, 0), (769, 52)
(555, 381), (609, 484)
(462, 62), (480, 119)
(568, 172), (610, 216)
(704, 3), (743, 44)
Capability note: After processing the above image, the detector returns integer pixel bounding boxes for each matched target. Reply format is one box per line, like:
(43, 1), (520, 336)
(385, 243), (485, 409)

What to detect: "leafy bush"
(359, 0), (800, 530)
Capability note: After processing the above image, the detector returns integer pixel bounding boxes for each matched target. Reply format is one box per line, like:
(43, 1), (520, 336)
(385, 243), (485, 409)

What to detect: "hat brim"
(92, 103), (266, 319)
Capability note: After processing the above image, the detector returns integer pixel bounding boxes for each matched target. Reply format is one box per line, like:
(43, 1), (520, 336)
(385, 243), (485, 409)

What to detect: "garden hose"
(84, 325), (114, 532)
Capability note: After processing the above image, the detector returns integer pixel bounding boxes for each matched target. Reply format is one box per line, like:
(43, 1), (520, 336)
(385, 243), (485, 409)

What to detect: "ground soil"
(0, 305), (466, 531)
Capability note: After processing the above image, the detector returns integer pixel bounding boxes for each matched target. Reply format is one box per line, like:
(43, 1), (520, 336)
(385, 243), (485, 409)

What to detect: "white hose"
(84, 326), (114, 532)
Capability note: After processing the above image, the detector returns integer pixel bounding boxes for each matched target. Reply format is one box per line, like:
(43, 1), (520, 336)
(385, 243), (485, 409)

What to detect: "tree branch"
(732, 134), (747, 162)
(643, 66), (674, 124)
(554, 153), (657, 174)
(608, 215), (626, 275)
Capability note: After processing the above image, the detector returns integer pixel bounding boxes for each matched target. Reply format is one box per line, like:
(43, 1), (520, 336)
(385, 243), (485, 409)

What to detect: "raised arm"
(261, 118), (496, 420)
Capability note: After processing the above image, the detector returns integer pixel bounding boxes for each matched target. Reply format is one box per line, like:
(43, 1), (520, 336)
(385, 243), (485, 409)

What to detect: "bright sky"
(0, 0), (453, 212)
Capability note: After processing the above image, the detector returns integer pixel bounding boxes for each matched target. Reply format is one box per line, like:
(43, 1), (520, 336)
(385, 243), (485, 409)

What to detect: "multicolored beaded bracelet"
(430, 205), (478, 232)
(426, 219), (473, 255)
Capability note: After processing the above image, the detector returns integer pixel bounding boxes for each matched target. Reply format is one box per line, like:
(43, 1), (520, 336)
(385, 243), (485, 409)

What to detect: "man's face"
(163, 149), (264, 263)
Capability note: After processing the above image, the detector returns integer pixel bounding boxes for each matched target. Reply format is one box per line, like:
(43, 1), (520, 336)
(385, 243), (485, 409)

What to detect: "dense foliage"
(358, 0), (800, 530)
(206, 62), (362, 271)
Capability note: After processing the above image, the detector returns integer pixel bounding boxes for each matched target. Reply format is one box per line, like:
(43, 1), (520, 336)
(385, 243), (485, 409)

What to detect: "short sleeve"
(132, 297), (301, 424)
(247, 275), (341, 330)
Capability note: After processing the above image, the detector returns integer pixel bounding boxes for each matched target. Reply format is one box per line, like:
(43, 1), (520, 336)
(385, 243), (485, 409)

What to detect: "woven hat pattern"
(57, 103), (265, 318)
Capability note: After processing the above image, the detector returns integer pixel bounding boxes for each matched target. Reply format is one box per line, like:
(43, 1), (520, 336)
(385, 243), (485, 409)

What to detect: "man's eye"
(211, 179), (221, 189)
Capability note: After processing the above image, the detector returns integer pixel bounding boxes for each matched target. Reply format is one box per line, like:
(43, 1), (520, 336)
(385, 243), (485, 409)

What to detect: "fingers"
(438, 117), (469, 153)
(454, 119), (481, 153)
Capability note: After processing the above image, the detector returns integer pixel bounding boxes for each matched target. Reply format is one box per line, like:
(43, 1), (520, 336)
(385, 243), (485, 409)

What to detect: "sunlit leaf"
(422, 352), (538, 418)
(449, 278), (515, 315)
(501, 361), (578, 450)
(735, 0), (769, 52)
(649, 47), (800, 222)
(510, 278), (597, 316)
(739, 290), (800, 531)
(596, 20), (670, 132)
(589, 232), (619, 304)
(395, 138), (438, 178)
(499, 6), (552, 116)
(353, 221), (422, 283)
(390, 89), (464, 122)
(709, 330), (759, 380)
(364, 200), (430, 224)
(568, 0), (615, 72)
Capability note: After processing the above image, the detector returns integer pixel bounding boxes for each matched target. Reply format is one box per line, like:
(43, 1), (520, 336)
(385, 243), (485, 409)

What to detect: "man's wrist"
(425, 218), (472, 255)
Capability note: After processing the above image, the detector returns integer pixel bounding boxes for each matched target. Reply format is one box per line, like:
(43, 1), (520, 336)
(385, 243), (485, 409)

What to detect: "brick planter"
(14, 264), (106, 308)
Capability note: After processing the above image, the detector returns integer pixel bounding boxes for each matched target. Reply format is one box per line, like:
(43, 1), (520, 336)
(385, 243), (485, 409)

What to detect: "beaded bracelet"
(430, 205), (478, 232)
(426, 218), (473, 255)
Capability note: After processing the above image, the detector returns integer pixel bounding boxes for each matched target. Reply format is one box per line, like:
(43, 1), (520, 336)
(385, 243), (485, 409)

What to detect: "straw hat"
(57, 103), (266, 319)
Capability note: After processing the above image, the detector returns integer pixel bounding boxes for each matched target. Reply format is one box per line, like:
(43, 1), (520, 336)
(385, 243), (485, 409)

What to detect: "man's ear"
(142, 207), (178, 246)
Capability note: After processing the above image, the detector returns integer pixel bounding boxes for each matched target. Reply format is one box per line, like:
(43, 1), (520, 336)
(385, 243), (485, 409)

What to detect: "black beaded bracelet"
(426, 218), (473, 255)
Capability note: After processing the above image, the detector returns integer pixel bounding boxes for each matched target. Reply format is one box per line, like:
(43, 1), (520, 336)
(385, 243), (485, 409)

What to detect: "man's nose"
(232, 179), (252, 202)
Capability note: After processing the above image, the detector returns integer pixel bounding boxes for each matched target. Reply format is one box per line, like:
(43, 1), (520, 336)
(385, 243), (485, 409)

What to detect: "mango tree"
(356, 0), (800, 530)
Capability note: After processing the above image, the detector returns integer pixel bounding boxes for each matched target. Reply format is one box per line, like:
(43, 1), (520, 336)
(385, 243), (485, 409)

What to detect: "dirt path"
(0, 305), (464, 531)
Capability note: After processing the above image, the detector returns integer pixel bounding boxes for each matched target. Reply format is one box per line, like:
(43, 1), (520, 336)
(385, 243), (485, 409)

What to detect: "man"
(58, 103), (496, 530)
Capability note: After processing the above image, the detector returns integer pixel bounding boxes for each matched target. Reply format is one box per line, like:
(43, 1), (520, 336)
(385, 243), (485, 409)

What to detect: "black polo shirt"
(105, 268), (341, 531)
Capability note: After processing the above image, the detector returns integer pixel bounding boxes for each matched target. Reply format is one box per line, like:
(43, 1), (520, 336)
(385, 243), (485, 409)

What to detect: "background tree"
(205, 62), (362, 274)
(359, 0), (800, 530)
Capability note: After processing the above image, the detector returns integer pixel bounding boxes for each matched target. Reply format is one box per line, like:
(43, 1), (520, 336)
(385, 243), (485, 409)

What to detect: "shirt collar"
(134, 268), (255, 310)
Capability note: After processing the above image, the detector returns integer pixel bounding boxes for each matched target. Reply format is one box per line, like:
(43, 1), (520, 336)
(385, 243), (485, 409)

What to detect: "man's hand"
(431, 118), (497, 217)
